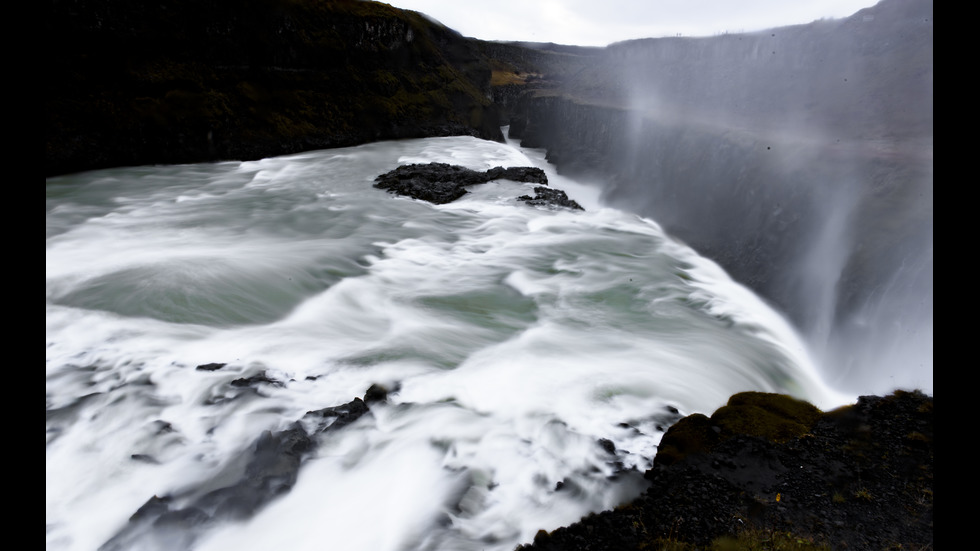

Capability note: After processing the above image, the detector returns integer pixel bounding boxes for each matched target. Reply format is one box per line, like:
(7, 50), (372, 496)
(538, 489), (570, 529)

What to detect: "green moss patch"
(656, 392), (822, 467)
(712, 392), (822, 443)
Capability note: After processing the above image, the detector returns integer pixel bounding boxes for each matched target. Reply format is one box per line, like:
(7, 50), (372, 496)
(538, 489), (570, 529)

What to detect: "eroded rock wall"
(501, 0), (933, 393)
(46, 0), (504, 177)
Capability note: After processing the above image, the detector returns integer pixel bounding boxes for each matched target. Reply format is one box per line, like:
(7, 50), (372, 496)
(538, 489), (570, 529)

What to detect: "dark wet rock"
(201, 370), (286, 405)
(373, 162), (551, 205)
(130, 453), (160, 464)
(374, 162), (583, 211)
(617, 404), (685, 436)
(153, 506), (210, 528)
(230, 371), (284, 388)
(373, 163), (494, 203)
(375, 175), (469, 204)
(195, 424), (314, 520)
(364, 382), (396, 404)
(101, 386), (380, 551)
(517, 186), (584, 210)
(195, 362), (226, 371)
(152, 420), (176, 434)
(129, 495), (173, 522)
(485, 166), (550, 184)
(519, 390), (933, 551)
(302, 397), (372, 434)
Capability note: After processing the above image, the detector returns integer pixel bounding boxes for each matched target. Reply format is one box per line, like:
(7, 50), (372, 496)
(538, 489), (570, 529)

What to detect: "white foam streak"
(668, 243), (856, 410)
(47, 134), (850, 551)
(197, 431), (456, 551)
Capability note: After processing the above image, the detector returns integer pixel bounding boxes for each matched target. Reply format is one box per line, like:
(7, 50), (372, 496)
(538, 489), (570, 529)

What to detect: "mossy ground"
(641, 528), (831, 551)
(518, 390), (933, 551)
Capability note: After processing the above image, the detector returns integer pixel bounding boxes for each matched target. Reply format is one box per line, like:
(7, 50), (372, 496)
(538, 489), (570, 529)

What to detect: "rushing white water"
(46, 133), (853, 551)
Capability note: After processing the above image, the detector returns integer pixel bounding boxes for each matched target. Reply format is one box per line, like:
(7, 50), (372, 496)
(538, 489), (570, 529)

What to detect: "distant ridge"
(46, 0), (505, 177)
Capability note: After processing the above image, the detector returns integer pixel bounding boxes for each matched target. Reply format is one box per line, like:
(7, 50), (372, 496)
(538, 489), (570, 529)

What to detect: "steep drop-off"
(501, 0), (933, 394)
(45, 0), (932, 395)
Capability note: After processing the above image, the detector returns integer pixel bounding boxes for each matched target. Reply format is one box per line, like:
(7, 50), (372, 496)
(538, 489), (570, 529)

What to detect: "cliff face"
(46, 0), (504, 177)
(499, 0), (933, 392)
(46, 0), (932, 391)
(507, 91), (932, 330)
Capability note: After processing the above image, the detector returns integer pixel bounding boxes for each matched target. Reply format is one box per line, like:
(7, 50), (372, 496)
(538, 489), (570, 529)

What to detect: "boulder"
(520, 390), (933, 550)
(374, 162), (583, 210)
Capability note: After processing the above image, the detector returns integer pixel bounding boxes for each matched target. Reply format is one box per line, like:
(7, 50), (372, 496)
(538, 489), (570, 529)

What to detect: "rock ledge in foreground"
(521, 390), (933, 551)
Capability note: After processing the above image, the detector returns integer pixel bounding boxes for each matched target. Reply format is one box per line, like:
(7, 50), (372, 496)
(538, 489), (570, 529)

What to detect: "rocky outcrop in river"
(373, 162), (582, 210)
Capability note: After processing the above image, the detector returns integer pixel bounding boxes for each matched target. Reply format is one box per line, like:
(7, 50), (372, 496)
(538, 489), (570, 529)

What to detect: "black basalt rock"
(101, 386), (381, 551)
(229, 371), (285, 388)
(519, 390), (933, 551)
(485, 166), (550, 184)
(374, 162), (548, 203)
(374, 162), (584, 210)
(302, 397), (372, 434)
(373, 163), (495, 204)
(517, 186), (584, 210)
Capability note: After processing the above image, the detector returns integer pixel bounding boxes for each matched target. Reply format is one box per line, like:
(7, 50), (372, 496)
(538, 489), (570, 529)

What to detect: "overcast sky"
(381, 0), (883, 46)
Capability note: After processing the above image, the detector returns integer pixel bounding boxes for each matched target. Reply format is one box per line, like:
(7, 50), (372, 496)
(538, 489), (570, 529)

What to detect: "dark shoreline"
(518, 389), (933, 550)
(99, 368), (933, 551)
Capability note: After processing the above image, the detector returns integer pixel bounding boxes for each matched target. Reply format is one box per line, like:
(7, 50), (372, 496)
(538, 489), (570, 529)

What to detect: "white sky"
(381, 0), (882, 46)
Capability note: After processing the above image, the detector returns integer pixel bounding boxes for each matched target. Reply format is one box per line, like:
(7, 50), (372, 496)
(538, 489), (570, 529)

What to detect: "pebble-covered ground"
(519, 390), (933, 550)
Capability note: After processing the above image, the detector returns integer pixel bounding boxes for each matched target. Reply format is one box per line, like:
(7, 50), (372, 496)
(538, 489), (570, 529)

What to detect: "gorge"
(46, 1), (933, 549)
(46, 0), (933, 396)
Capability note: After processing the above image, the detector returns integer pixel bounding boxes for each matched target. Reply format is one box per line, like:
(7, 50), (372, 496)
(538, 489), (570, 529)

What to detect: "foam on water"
(47, 134), (853, 551)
